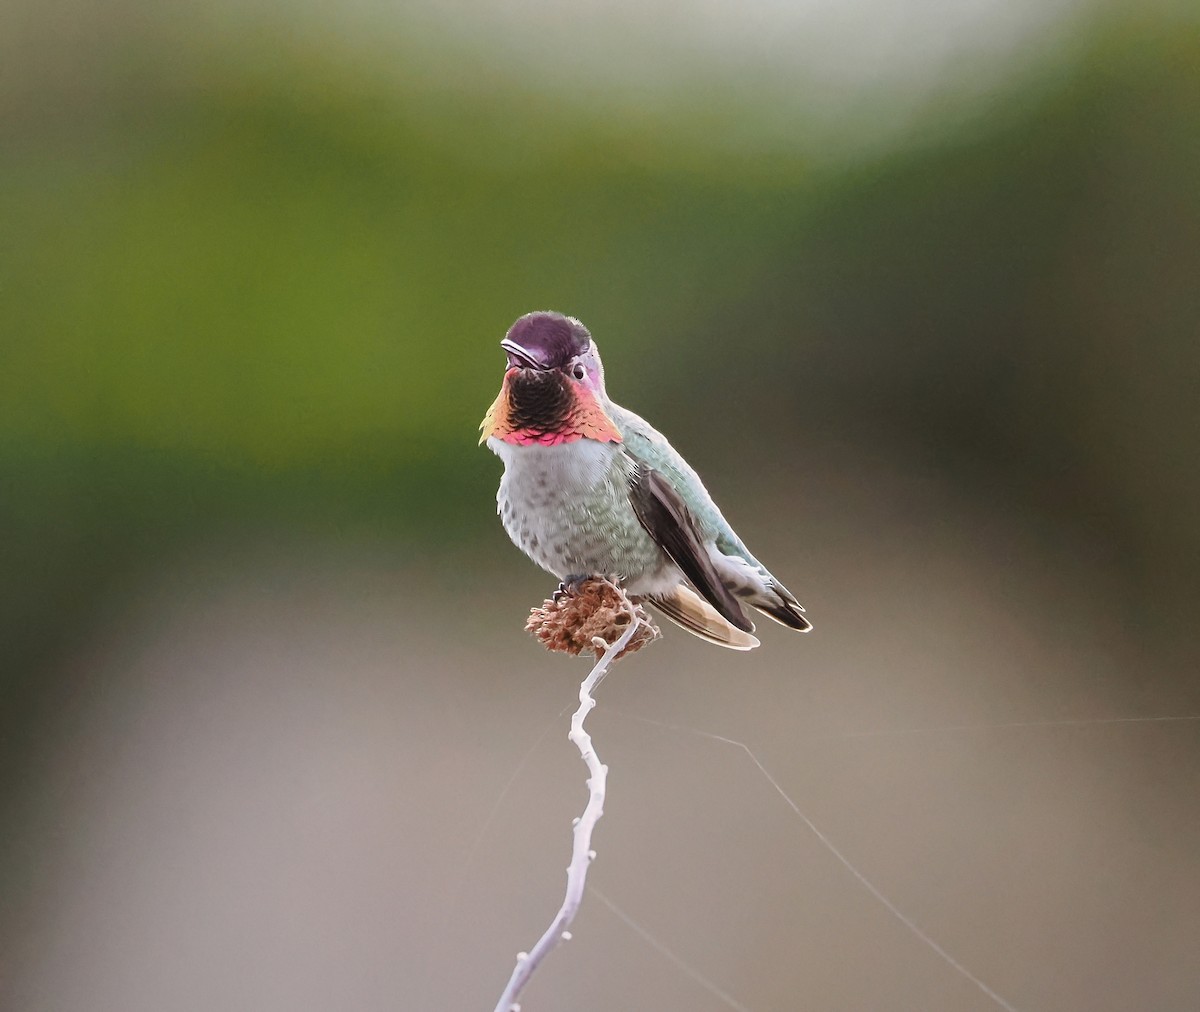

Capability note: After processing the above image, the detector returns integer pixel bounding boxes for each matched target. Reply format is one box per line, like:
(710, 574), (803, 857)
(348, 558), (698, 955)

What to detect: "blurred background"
(2, 0), (1198, 1009)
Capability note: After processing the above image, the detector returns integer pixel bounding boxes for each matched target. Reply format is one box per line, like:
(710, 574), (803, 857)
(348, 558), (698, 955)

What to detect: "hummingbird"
(479, 310), (811, 650)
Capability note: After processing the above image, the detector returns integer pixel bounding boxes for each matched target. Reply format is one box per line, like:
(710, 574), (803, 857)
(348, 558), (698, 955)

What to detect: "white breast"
(486, 437), (625, 579)
(487, 437), (617, 493)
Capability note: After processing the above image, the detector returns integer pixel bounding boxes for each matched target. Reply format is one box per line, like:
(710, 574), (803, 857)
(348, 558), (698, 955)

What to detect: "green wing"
(607, 401), (761, 566)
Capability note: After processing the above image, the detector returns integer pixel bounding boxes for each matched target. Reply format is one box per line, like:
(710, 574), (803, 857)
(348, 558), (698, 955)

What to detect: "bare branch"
(493, 585), (650, 1012)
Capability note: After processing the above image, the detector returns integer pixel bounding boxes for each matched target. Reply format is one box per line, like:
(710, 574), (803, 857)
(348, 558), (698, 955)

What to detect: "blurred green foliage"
(1, 12), (1197, 745)
(0, 72), (811, 468)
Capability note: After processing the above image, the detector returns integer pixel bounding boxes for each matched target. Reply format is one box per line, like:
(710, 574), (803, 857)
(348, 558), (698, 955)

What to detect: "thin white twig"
(493, 616), (643, 1012)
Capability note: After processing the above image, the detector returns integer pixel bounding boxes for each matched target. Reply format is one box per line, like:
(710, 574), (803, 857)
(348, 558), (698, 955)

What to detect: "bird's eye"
(572, 364), (586, 380)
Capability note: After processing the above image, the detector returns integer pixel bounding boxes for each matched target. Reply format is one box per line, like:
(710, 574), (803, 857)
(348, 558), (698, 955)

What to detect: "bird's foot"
(552, 574), (593, 602)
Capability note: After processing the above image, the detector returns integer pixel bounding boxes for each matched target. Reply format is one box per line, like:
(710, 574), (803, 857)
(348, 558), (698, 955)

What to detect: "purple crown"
(503, 312), (591, 368)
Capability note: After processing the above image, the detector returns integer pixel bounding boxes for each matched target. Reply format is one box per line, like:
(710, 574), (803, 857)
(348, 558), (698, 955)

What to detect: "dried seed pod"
(526, 578), (658, 660)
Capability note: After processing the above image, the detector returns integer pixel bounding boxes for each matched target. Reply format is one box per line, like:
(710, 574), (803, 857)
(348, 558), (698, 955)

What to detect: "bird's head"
(480, 311), (622, 446)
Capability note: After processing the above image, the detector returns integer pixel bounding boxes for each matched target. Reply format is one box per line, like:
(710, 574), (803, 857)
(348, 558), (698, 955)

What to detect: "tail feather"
(709, 548), (813, 633)
(647, 585), (760, 651)
(753, 588), (813, 632)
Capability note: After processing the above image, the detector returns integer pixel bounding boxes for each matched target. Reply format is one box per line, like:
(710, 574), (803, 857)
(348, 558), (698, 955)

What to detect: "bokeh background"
(3, 1), (1198, 1009)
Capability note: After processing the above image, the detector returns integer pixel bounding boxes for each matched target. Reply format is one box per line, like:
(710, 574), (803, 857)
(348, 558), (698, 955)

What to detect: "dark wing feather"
(626, 456), (755, 633)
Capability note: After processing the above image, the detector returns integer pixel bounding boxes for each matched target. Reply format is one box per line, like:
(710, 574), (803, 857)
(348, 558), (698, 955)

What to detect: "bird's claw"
(552, 575), (591, 602)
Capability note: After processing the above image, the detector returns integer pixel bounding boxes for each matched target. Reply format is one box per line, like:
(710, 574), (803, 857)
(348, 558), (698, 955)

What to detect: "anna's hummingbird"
(480, 310), (811, 650)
